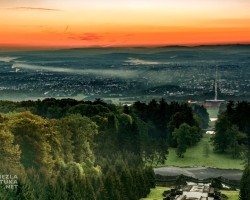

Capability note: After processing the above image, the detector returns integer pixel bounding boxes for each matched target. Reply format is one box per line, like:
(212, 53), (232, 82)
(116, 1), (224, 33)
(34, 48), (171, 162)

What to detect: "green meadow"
(145, 107), (242, 200)
(158, 134), (243, 170)
(140, 187), (170, 200)
(207, 107), (219, 119)
(221, 190), (240, 200)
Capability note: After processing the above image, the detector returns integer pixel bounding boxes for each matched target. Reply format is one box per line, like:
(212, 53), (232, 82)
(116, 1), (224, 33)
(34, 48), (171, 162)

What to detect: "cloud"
(0, 56), (19, 62)
(10, 7), (61, 11)
(79, 33), (102, 41)
(125, 58), (169, 65)
(68, 33), (102, 41)
(11, 62), (138, 79)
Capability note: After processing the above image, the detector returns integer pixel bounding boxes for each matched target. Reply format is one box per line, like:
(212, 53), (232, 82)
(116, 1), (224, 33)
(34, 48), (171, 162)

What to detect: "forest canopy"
(0, 98), (207, 199)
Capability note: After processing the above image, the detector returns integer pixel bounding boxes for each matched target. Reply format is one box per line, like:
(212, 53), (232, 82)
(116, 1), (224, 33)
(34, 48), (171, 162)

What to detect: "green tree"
(168, 107), (196, 147)
(213, 114), (247, 156)
(213, 114), (232, 153)
(15, 177), (36, 200)
(228, 125), (245, 158)
(0, 125), (21, 171)
(8, 112), (54, 174)
(173, 123), (201, 158)
(240, 166), (250, 200)
(142, 138), (168, 166)
(210, 178), (222, 189)
(56, 114), (98, 164)
(91, 113), (119, 155)
(175, 175), (187, 189)
(192, 104), (209, 129)
(117, 113), (133, 151)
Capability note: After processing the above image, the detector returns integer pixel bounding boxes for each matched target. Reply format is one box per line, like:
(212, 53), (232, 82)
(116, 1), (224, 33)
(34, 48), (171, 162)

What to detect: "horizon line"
(1, 43), (250, 50)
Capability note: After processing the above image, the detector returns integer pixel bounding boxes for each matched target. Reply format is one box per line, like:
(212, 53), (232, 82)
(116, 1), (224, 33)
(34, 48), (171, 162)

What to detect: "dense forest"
(214, 101), (250, 200)
(0, 98), (208, 199)
(214, 101), (250, 159)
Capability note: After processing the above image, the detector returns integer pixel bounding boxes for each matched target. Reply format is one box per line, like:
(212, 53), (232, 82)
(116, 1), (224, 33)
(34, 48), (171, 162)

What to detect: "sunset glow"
(1, 0), (250, 47)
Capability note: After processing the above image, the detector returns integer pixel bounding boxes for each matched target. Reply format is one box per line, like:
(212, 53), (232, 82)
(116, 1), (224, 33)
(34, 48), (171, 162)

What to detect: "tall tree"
(213, 114), (232, 153)
(173, 123), (201, 158)
(56, 114), (98, 164)
(240, 166), (250, 200)
(0, 125), (21, 171)
(8, 112), (54, 174)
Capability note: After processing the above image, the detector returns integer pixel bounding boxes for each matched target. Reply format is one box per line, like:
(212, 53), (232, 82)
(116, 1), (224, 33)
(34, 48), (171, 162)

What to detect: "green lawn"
(207, 107), (219, 129)
(157, 135), (243, 170)
(141, 187), (239, 200)
(207, 107), (219, 118)
(141, 186), (170, 200)
(221, 190), (239, 200)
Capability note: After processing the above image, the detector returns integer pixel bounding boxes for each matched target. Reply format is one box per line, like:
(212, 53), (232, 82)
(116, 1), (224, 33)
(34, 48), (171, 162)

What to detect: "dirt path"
(154, 166), (243, 181)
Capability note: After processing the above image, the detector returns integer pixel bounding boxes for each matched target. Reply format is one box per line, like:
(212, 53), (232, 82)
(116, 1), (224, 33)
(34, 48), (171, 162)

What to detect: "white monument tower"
(204, 66), (224, 108)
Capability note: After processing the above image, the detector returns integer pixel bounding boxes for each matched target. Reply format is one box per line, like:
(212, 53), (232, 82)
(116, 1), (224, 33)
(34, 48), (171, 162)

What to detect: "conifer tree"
(240, 166), (250, 200)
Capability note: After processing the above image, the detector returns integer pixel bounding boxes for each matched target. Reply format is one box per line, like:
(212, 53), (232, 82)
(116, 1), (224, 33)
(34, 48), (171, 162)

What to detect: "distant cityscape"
(0, 45), (250, 102)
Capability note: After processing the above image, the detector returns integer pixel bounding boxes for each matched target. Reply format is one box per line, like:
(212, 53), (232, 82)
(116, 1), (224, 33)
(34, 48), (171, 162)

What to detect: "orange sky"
(1, 0), (250, 47)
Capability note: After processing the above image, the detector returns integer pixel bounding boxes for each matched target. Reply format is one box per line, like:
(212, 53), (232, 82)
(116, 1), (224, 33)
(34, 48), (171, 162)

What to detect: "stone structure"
(163, 185), (221, 200)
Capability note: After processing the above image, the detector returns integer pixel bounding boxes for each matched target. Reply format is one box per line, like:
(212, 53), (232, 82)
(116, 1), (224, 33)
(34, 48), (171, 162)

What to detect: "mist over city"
(0, 45), (249, 103)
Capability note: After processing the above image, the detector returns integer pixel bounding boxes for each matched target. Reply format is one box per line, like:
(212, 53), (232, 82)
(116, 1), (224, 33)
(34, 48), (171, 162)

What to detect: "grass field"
(140, 186), (170, 200)
(207, 107), (219, 119)
(141, 187), (239, 200)
(207, 107), (219, 128)
(157, 134), (243, 170)
(221, 190), (239, 200)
